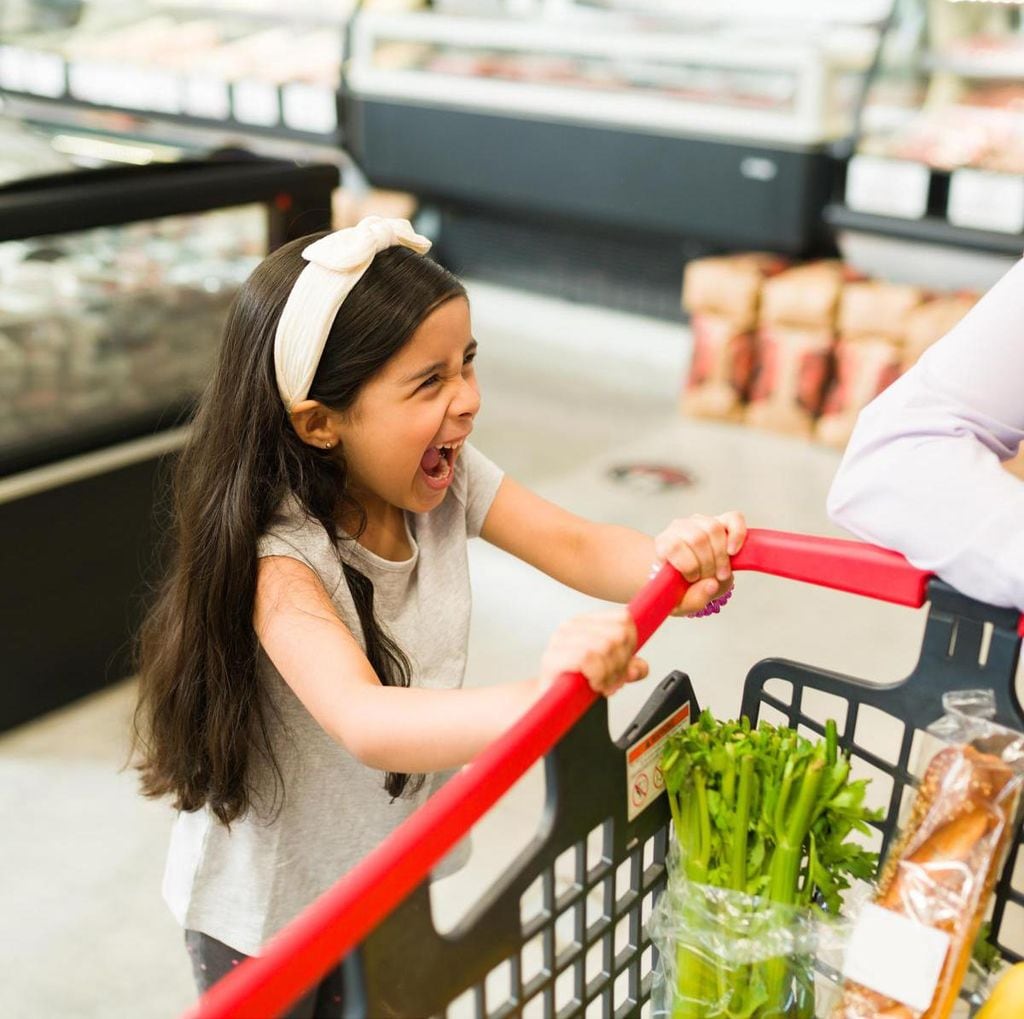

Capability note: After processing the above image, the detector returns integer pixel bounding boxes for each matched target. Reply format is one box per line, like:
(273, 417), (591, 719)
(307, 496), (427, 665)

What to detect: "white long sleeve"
(827, 259), (1024, 611)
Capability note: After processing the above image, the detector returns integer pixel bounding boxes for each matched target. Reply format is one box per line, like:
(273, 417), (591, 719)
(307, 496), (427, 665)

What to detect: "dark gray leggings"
(185, 929), (345, 1019)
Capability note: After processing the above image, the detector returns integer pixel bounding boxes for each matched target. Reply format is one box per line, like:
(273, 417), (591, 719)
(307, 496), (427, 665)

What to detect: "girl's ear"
(289, 400), (339, 450)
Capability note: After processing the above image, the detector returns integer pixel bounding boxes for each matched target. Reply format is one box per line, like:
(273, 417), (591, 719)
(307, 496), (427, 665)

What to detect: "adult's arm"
(827, 259), (1024, 610)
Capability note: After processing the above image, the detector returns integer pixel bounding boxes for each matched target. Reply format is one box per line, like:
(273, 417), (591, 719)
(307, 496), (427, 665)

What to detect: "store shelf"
(824, 201), (1024, 255)
(0, 58), (342, 144)
(0, 92), (346, 165)
(826, 0), (1024, 270)
(0, 1), (351, 150)
(556, 0), (893, 27)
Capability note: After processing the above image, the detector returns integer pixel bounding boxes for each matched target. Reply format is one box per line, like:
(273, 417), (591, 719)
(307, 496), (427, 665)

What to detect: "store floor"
(2, 283), (930, 1019)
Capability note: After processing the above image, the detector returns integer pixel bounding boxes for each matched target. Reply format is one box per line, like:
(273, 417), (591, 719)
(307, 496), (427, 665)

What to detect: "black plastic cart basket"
(187, 529), (1024, 1019)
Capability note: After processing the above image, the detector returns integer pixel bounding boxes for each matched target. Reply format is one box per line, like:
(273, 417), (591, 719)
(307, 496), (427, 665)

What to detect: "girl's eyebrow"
(400, 339), (478, 385)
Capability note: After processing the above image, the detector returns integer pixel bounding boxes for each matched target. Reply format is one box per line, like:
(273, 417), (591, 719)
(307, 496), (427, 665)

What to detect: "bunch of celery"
(660, 710), (879, 1019)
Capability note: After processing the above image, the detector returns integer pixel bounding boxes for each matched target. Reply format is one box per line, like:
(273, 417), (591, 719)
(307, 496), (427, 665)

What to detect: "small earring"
(323, 441), (333, 450)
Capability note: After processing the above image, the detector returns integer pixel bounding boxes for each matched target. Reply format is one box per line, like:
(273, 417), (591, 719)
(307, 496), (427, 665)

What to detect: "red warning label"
(626, 702), (691, 821)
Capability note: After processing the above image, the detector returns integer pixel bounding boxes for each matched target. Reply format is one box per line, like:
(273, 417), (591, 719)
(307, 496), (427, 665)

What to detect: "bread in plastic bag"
(833, 691), (1024, 1019)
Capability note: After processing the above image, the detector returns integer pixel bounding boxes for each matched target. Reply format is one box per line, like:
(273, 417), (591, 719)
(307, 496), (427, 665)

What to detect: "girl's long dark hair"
(132, 236), (466, 825)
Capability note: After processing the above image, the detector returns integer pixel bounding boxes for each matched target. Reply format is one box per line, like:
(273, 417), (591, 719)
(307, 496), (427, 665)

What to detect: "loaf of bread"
(834, 745), (1020, 1019)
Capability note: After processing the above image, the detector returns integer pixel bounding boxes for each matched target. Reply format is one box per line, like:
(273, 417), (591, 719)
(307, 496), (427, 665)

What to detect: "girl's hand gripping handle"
(634, 528), (1024, 640)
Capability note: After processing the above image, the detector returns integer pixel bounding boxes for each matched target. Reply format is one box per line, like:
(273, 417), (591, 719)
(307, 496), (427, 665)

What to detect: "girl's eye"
(418, 374), (442, 392)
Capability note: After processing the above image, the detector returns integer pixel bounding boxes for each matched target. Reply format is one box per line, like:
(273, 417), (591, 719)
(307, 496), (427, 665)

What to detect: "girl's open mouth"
(419, 438), (465, 490)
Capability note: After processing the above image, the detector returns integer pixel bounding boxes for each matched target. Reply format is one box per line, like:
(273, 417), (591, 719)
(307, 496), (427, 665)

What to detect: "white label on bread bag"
(626, 702), (690, 821)
(949, 168), (1024, 234)
(842, 903), (951, 1011)
(846, 155), (930, 220)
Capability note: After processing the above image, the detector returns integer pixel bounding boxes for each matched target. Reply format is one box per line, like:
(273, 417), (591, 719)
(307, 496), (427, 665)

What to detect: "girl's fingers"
(716, 510), (748, 556)
(542, 609), (641, 695)
(656, 523), (715, 582)
(654, 530), (702, 582)
(626, 657), (649, 684)
(692, 514), (731, 582)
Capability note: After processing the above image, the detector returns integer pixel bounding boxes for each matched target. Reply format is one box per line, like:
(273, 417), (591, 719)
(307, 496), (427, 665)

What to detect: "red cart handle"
(633, 527), (931, 645)
(187, 530), (1019, 1019)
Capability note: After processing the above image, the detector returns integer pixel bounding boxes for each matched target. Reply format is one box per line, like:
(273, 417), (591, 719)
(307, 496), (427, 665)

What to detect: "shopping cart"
(187, 530), (1024, 1019)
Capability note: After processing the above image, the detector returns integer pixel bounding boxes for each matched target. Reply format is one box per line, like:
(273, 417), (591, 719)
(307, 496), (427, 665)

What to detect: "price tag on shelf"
(948, 168), (1024, 234)
(0, 46), (28, 92)
(68, 60), (116, 105)
(281, 82), (337, 135)
(184, 76), (231, 121)
(24, 51), (64, 98)
(233, 79), (279, 127)
(143, 69), (183, 115)
(846, 154), (931, 220)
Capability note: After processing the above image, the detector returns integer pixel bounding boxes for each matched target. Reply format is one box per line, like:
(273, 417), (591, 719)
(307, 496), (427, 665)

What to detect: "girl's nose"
(453, 375), (481, 419)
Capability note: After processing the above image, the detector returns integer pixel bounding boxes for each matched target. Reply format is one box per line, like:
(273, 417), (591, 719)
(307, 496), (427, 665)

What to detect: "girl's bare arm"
(254, 556), (643, 773)
(479, 476), (744, 613)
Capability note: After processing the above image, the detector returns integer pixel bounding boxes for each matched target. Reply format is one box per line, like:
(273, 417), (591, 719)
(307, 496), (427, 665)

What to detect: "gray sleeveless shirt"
(162, 443), (504, 955)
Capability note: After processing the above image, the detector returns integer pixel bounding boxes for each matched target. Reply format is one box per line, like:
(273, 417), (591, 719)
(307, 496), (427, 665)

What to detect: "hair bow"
(274, 217), (432, 410)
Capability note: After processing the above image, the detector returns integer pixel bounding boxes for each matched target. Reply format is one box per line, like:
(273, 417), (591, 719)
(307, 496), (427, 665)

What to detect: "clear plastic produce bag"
(650, 874), (847, 1019)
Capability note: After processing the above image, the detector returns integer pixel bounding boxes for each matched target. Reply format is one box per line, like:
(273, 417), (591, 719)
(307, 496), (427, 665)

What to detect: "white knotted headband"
(273, 216), (432, 410)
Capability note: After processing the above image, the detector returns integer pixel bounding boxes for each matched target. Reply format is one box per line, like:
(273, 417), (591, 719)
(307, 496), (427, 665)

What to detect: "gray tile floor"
(2, 282), (933, 1018)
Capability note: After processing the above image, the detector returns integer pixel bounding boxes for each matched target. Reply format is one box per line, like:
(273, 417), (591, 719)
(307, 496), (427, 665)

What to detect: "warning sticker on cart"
(626, 702), (691, 821)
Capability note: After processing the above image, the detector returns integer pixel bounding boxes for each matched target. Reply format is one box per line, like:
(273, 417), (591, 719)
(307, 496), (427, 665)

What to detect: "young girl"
(133, 217), (745, 1018)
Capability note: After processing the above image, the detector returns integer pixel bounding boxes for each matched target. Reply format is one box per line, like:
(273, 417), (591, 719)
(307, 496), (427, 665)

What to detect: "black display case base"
(1, 447), (173, 733)
(345, 96), (840, 257)
(430, 204), (700, 321)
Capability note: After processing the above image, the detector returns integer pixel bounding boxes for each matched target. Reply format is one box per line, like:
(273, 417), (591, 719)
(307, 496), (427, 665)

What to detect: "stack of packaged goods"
(680, 257), (981, 452)
(746, 261), (849, 438)
(680, 254), (787, 422)
(817, 281), (925, 449)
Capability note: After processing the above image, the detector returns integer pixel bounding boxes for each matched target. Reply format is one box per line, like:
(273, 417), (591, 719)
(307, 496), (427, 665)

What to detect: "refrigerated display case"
(0, 0), (390, 155)
(0, 153), (337, 732)
(827, 0), (1024, 288)
(343, 2), (889, 255)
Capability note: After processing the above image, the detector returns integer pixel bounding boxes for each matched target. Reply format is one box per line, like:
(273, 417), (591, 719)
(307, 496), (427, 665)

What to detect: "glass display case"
(0, 153), (337, 734)
(0, 204), (264, 471)
(857, 0), (1024, 172)
(343, 2), (890, 258)
(349, 4), (886, 147)
(828, 0), (1024, 286)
